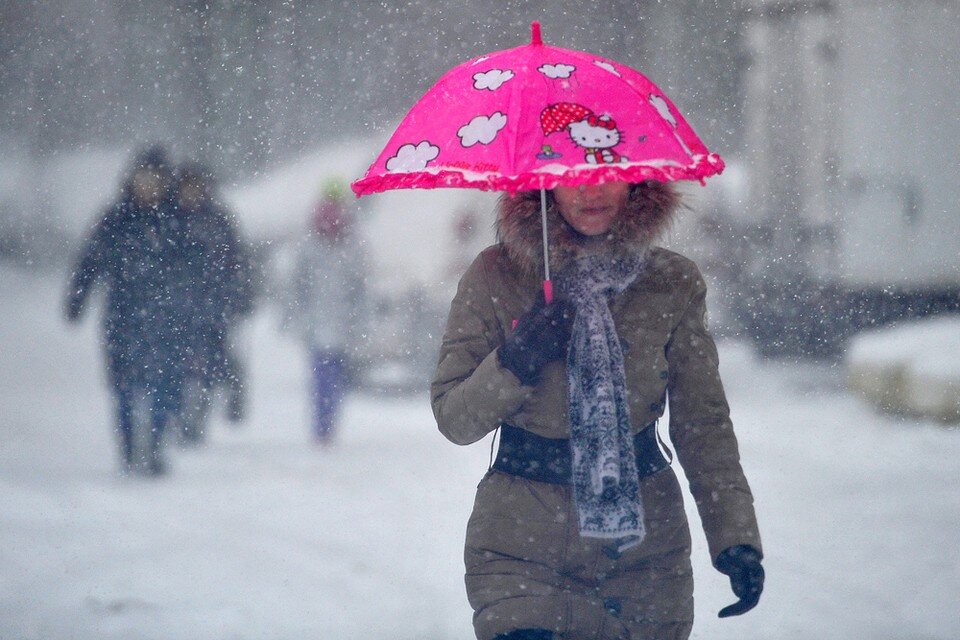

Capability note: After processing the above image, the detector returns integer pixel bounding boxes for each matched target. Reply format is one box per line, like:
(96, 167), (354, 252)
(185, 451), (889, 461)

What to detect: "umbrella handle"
(540, 188), (552, 303)
(510, 280), (553, 332)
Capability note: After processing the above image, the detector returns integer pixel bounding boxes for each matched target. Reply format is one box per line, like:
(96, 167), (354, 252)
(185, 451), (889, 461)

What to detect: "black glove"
(716, 544), (764, 618)
(497, 297), (573, 386)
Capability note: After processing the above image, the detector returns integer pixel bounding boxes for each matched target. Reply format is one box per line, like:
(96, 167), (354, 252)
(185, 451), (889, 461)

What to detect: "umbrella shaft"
(540, 188), (554, 303)
(540, 188), (551, 282)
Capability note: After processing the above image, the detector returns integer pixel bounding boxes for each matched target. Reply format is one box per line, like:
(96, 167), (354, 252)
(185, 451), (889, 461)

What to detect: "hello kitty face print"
(569, 116), (620, 152)
(540, 103), (628, 165)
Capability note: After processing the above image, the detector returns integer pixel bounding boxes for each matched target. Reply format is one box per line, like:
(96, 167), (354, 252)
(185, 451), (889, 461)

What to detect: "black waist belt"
(491, 422), (670, 485)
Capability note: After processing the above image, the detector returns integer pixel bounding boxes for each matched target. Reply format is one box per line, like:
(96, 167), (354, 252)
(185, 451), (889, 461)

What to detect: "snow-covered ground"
(2, 266), (959, 640)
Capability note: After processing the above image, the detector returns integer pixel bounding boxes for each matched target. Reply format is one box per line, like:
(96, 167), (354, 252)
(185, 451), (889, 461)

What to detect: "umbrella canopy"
(352, 22), (723, 197)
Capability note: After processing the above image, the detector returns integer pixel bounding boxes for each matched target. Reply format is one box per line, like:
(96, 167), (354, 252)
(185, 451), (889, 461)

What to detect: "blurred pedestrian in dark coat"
(65, 145), (187, 475)
(172, 162), (253, 443)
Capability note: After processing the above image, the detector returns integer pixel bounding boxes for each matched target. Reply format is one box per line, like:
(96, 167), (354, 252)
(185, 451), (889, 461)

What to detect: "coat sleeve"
(431, 252), (531, 446)
(66, 210), (116, 317)
(665, 264), (763, 565)
(214, 212), (252, 320)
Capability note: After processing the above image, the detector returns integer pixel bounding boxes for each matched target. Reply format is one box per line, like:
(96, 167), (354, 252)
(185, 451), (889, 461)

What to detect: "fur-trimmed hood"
(495, 181), (681, 277)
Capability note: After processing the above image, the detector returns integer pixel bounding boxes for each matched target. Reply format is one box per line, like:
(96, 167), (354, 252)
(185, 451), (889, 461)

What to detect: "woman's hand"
(716, 544), (764, 618)
(497, 297), (573, 386)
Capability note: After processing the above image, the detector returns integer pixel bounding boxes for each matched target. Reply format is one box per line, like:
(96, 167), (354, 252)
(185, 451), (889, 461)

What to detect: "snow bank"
(0, 148), (128, 237)
(224, 142), (374, 241)
(0, 148), (127, 266)
(845, 317), (960, 422)
(225, 142), (497, 296)
(41, 150), (129, 236)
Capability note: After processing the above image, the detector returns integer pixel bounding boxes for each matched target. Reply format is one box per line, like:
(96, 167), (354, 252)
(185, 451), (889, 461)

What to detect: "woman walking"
(431, 181), (764, 639)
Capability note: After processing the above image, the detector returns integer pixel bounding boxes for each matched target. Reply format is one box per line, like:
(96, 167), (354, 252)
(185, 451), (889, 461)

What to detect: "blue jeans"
(115, 377), (182, 469)
(311, 349), (348, 441)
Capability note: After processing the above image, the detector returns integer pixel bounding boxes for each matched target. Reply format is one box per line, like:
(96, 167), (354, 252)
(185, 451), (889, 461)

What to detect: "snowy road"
(2, 266), (958, 639)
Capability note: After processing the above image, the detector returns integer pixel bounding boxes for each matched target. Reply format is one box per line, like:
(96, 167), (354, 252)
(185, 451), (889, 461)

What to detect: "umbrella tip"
(531, 21), (543, 45)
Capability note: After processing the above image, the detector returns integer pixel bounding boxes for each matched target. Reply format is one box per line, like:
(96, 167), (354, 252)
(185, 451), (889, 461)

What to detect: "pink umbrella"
(352, 22), (723, 301)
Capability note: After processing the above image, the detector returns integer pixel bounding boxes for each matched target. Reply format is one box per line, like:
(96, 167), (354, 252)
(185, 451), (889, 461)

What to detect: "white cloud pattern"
(649, 95), (678, 128)
(594, 60), (621, 77)
(538, 63), (575, 79)
(457, 112), (508, 147)
(473, 69), (515, 91)
(385, 141), (440, 172)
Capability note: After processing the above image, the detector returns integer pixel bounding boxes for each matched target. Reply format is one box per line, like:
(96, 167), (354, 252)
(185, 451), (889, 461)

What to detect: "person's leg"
(310, 350), (328, 440)
(146, 393), (167, 476)
(465, 473), (630, 640)
(602, 547), (693, 640)
(114, 384), (135, 474)
(311, 350), (346, 443)
(325, 350), (348, 441)
(223, 345), (245, 423)
(178, 377), (209, 445)
(600, 470), (695, 640)
(145, 376), (183, 475)
(107, 341), (136, 473)
(195, 382), (211, 436)
(128, 386), (153, 471)
(467, 550), (628, 640)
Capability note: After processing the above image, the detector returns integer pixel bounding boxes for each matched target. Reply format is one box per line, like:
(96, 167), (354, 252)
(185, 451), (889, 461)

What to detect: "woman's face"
(553, 182), (630, 237)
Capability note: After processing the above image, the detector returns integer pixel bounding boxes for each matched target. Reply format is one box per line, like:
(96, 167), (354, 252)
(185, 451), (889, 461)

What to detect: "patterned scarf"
(558, 251), (646, 551)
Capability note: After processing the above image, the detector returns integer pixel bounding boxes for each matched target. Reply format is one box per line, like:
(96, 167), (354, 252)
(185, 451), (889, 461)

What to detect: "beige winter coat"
(431, 184), (762, 640)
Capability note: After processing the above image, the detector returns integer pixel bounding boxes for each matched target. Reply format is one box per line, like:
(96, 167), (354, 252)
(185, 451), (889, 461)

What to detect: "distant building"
(734, 0), (960, 356)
